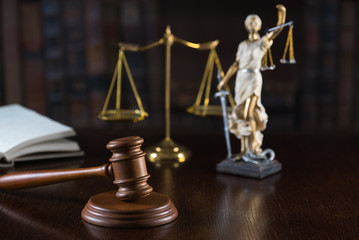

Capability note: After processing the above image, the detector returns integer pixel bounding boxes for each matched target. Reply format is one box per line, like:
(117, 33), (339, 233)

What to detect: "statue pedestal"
(216, 158), (282, 179)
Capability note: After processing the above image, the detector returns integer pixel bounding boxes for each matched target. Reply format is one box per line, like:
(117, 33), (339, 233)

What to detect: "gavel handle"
(0, 164), (112, 190)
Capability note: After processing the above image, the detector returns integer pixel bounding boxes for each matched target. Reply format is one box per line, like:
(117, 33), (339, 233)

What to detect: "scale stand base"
(216, 158), (282, 179)
(82, 191), (178, 228)
(145, 138), (190, 163)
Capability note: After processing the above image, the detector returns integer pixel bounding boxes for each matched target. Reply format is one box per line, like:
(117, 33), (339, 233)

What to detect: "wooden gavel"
(0, 136), (178, 228)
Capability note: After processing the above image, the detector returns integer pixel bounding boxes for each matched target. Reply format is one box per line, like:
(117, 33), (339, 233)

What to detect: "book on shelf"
(41, 0), (67, 123)
(2, 0), (23, 105)
(354, 2), (359, 131)
(0, 0), (3, 105)
(0, 104), (83, 167)
(63, 0), (89, 127)
(337, 0), (356, 129)
(301, 0), (320, 129)
(84, 0), (108, 127)
(317, 0), (337, 130)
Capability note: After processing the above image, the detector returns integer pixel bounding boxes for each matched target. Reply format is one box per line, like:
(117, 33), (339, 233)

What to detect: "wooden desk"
(0, 132), (358, 239)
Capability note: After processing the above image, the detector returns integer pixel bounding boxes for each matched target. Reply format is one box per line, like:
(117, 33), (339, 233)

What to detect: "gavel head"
(107, 136), (153, 200)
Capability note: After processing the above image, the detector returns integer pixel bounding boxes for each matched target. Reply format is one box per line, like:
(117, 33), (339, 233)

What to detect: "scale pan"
(98, 109), (148, 122)
(187, 105), (232, 117)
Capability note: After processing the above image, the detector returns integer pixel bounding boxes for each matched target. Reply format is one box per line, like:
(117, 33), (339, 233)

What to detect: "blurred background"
(0, 0), (357, 136)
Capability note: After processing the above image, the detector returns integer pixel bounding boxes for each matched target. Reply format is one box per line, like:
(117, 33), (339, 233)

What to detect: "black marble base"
(216, 158), (282, 179)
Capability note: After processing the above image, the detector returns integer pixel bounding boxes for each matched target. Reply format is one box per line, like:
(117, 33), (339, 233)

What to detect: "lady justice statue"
(216, 4), (287, 178)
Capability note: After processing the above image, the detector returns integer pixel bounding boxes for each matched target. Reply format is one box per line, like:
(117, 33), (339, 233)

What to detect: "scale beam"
(266, 21), (294, 32)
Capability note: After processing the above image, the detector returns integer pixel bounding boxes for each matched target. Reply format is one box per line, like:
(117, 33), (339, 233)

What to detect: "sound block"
(216, 159), (282, 179)
(82, 191), (178, 228)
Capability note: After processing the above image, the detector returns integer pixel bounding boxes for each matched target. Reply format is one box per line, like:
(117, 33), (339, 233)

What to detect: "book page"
(8, 139), (81, 160)
(0, 104), (75, 156)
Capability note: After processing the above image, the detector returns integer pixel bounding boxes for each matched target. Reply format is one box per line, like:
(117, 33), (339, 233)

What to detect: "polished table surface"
(0, 132), (359, 239)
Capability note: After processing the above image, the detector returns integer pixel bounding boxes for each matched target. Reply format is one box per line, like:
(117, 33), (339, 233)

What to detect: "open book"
(0, 104), (83, 167)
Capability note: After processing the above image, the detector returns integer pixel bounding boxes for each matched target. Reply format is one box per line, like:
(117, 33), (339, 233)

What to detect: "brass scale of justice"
(98, 23), (295, 162)
(0, 23), (295, 229)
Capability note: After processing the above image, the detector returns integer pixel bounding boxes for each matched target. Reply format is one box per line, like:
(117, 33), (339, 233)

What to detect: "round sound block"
(81, 191), (178, 228)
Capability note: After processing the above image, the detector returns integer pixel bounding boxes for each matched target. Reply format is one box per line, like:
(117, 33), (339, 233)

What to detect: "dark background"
(0, 0), (357, 136)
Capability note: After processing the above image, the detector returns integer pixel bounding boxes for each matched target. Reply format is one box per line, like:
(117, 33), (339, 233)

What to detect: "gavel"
(0, 136), (178, 228)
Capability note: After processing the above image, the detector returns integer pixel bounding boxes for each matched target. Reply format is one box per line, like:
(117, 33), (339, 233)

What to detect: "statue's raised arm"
(267, 4), (286, 41)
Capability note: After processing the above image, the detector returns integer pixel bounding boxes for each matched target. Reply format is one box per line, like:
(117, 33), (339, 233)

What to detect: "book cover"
(1, 0), (23, 105)
(42, 0), (67, 123)
(62, 0), (89, 127)
(337, 1), (355, 129)
(0, 0), (3, 105)
(301, 0), (320, 129)
(119, 0), (148, 108)
(354, 2), (359, 130)
(317, 0), (338, 130)
(84, 0), (107, 127)
(20, 0), (47, 115)
(103, 0), (119, 74)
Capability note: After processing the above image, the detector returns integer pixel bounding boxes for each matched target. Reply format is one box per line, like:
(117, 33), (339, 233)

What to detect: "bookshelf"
(1, 0), (359, 134)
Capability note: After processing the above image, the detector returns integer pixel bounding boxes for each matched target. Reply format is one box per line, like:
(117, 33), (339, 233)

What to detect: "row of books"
(0, 0), (154, 129)
(300, 0), (359, 131)
(2, 0), (359, 134)
(0, 0), (232, 135)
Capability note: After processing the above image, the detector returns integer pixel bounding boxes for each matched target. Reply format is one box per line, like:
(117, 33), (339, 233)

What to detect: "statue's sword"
(214, 70), (232, 159)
